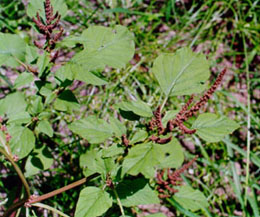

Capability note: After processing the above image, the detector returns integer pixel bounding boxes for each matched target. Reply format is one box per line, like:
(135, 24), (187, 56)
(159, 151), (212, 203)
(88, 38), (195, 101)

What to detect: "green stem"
(242, 31), (251, 208)
(31, 203), (70, 217)
(113, 188), (125, 217)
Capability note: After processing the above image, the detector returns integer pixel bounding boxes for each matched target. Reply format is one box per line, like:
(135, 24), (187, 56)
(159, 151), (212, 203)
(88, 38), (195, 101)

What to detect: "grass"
(0, 0), (259, 216)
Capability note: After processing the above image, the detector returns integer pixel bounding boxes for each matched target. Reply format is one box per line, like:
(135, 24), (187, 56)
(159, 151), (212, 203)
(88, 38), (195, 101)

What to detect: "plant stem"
(0, 148), (30, 197)
(28, 173), (99, 204)
(31, 203), (70, 217)
(113, 188), (125, 217)
(242, 32), (251, 208)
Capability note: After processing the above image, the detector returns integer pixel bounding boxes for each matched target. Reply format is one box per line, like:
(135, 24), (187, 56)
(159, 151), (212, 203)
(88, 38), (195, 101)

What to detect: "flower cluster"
(32, 0), (63, 61)
(156, 156), (198, 198)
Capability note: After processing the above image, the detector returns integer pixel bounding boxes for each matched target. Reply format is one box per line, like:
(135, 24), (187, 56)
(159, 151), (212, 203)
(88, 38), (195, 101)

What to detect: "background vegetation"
(0, 0), (259, 216)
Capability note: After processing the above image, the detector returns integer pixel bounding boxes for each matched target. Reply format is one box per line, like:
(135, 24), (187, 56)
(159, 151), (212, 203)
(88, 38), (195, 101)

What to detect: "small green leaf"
(173, 186), (209, 211)
(109, 116), (126, 137)
(0, 92), (27, 116)
(27, 0), (68, 19)
(192, 113), (240, 142)
(162, 110), (179, 127)
(7, 112), (31, 125)
(129, 130), (148, 144)
(122, 142), (163, 178)
(54, 90), (80, 112)
(37, 120), (53, 137)
(37, 51), (49, 77)
(8, 126), (35, 159)
(25, 45), (38, 64)
(0, 33), (26, 67)
(152, 47), (210, 96)
(147, 214), (167, 217)
(14, 72), (34, 88)
(69, 115), (113, 143)
(28, 96), (44, 115)
(157, 138), (184, 169)
(25, 145), (53, 177)
(116, 178), (160, 207)
(75, 187), (113, 217)
(116, 100), (153, 118)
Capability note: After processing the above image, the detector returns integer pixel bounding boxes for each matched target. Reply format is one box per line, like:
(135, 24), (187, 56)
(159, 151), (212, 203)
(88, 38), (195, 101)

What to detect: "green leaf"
(122, 142), (163, 178)
(37, 120), (53, 137)
(8, 126), (35, 159)
(14, 72), (34, 88)
(54, 90), (80, 112)
(192, 113), (240, 142)
(75, 187), (113, 217)
(36, 51), (49, 77)
(116, 178), (159, 207)
(56, 63), (108, 85)
(102, 145), (124, 158)
(69, 115), (113, 144)
(116, 100), (153, 118)
(157, 138), (184, 169)
(25, 145), (53, 177)
(28, 96), (44, 115)
(0, 92), (27, 117)
(58, 25), (135, 84)
(161, 110), (179, 127)
(0, 33), (26, 67)
(7, 112), (31, 125)
(25, 45), (38, 64)
(129, 130), (148, 144)
(152, 47), (210, 96)
(0, 131), (6, 148)
(173, 186), (209, 211)
(109, 116), (126, 137)
(27, 0), (68, 19)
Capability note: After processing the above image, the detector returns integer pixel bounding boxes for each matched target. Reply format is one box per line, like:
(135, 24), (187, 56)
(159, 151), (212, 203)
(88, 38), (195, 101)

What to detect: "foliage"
(2, 0), (258, 217)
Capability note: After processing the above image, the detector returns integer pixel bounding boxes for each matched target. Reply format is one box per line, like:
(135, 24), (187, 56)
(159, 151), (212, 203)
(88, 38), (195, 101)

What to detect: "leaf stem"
(31, 203), (70, 217)
(113, 188), (125, 217)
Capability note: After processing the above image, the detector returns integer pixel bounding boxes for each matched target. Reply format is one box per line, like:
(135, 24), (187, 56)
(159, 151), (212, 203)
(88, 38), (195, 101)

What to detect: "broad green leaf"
(25, 145), (53, 177)
(27, 0), (68, 18)
(0, 92), (27, 116)
(109, 116), (126, 137)
(54, 90), (80, 112)
(152, 47), (210, 96)
(0, 33), (26, 67)
(173, 186), (209, 211)
(116, 178), (159, 207)
(7, 112), (31, 125)
(8, 126), (35, 159)
(37, 120), (53, 137)
(157, 138), (184, 169)
(69, 115), (113, 143)
(14, 72), (34, 88)
(161, 110), (179, 127)
(122, 142), (164, 178)
(25, 45), (38, 64)
(192, 113), (239, 142)
(116, 100), (153, 118)
(75, 187), (113, 217)
(58, 25), (135, 84)
(129, 130), (148, 144)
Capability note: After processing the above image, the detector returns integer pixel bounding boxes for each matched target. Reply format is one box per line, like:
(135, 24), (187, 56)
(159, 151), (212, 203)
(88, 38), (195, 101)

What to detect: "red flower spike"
(121, 134), (129, 147)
